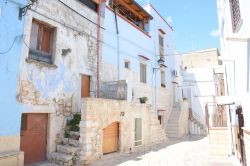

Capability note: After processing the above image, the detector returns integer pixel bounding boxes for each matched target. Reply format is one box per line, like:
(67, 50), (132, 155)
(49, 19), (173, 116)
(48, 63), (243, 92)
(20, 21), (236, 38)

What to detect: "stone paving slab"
(89, 136), (239, 166)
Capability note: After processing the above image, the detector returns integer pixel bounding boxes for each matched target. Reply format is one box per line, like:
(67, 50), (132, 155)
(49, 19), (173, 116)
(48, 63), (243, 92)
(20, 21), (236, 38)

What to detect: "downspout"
(97, 0), (102, 97)
(153, 19), (157, 116)
(113, 5), (120, 80)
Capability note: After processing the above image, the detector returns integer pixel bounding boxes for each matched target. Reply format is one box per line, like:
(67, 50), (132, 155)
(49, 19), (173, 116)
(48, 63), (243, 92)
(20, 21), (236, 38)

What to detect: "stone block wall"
(243, 128), (250, 166)
(0, 151), (24, 166)
(79, 98), (167, 164)
(209, 127), (230, 156)
(179, 101), (189, 137)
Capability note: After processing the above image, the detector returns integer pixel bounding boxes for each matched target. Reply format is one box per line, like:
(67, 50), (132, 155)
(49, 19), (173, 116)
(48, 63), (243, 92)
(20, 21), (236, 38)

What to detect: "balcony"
(108, 0), (153, 33)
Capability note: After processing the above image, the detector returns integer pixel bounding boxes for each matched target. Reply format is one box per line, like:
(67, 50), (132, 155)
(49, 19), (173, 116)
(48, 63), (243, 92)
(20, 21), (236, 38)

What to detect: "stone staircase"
(35, 113), (81, 166)
(166, 108), (181, 138)
(35, 132), (80, 166)
(48, 131), (80, 166)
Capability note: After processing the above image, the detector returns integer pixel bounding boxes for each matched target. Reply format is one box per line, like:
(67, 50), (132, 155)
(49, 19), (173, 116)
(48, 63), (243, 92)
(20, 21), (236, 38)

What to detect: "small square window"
(125, 60), (130, 69)
(29, 19), (55, 64)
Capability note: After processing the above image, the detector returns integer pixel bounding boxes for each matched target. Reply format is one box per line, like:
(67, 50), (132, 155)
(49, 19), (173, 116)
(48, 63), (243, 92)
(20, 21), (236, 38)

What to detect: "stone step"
(69, 131), (80, 140)
(167, 133), (180, 138)
(166, 126), (179, 131)
(62, 138), (80, 147)
(167, 123), (179, 127)
(57, 145), (80, 155)
(168, 120), (179, 125)
(33, 162), (63, 166)
(49, 152), (73, 163)
(169, 114), (180, 118)
(166, 128), (179, 133)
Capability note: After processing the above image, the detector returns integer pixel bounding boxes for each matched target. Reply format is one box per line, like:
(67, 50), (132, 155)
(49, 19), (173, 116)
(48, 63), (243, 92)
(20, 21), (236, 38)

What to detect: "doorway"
(102, 122), (119, 154)
(81, 75), (90, 98)
(20, 113), (48, 165)
(236, 107), (247, 166)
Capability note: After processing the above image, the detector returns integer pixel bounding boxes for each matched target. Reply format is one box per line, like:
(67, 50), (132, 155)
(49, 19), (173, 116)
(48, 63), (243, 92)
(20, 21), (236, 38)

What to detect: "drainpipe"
(153, 19), (157, 116)
(113, 5), (120, 80)
(97, 0), (102, 97)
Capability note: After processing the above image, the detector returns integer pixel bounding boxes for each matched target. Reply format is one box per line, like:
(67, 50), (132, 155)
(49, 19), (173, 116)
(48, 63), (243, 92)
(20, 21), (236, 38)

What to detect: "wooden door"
(236, 107), (247, 166)
(81, 75), (90, 98)
(102, 122), (119, 154)
(20, 113), (48, 165)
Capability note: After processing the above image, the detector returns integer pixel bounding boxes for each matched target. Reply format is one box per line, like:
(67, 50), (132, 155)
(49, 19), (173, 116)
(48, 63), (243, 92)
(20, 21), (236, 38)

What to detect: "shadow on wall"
(182, 69), (216, 132)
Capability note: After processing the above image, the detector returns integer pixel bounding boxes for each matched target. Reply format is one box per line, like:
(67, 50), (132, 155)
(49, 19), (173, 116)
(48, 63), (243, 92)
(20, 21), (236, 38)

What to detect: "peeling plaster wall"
(17, 0), (99, 154)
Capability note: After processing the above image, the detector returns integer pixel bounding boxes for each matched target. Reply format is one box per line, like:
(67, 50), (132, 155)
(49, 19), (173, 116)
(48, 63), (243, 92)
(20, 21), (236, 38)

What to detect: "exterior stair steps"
(166, 109), (181, 138)
(35, 114), (82, 166)
(42, 131), (81, 166)
(49, 152), (73, 165)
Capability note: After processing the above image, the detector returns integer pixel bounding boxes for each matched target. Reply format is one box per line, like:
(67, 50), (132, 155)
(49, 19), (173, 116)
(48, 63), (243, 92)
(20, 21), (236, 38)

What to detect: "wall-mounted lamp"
(153, 57), (165, 71)
(157, 57), (165, 66)
(19, 0), (38, 20)
(62, 48), (72, 56)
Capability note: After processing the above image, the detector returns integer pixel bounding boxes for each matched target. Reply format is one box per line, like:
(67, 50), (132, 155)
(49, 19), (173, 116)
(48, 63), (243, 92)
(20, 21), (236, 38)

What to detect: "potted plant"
(139, 97), (148, 104)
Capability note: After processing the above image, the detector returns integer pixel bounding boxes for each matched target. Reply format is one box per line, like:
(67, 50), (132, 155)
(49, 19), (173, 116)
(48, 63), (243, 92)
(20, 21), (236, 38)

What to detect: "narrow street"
(90, 136), (238, 166)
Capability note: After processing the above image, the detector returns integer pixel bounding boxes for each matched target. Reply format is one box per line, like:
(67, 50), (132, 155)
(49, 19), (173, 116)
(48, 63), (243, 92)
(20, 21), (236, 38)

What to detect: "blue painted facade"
(102, 2), (180, 114)
(0, 0), (27, 136)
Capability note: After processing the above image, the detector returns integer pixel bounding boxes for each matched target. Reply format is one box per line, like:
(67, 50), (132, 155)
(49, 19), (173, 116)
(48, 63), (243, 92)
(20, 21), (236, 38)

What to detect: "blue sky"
(136, 0), (220, 53)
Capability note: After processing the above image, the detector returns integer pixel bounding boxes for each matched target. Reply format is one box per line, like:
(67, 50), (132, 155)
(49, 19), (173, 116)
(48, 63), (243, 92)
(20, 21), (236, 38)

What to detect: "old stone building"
(14, 0), (173, 165)
(17, 0), (100, 165)
(0, 0), (190, 165)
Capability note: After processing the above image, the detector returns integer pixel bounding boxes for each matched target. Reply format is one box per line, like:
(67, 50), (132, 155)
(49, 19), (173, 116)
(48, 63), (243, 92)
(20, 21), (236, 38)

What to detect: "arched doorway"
(102, 122), (119, 154)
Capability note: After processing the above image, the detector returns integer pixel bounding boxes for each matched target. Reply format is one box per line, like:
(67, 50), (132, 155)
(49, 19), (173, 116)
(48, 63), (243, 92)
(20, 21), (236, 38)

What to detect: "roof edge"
(144, 3), (173, 31)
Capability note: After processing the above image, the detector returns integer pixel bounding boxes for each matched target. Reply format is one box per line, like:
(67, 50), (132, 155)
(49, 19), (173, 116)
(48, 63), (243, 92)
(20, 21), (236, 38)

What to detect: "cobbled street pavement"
(89, 135), (240, 166)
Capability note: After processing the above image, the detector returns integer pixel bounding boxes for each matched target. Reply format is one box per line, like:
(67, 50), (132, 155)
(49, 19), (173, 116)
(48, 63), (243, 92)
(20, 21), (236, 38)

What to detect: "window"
(140, 63), (147, 83)
(29, 20), (55, 64)
(134, 118), (142, 146)
(124, 60), (130, 69)
(159, 35), (164, 57)
(161, 70), (166, 88)
(79, 0), (98, 12)
(158, 115), (162, 125)
(229, 0), (241, 32)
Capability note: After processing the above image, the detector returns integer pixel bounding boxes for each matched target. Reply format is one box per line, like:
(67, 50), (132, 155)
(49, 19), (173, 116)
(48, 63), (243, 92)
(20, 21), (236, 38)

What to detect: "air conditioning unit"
(172, 70), (178, 77)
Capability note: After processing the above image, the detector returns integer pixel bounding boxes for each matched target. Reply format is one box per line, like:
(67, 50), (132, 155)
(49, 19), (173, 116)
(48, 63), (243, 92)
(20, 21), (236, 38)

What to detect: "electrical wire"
(57, 0), (104, 29)
(0, 36), (20, 54)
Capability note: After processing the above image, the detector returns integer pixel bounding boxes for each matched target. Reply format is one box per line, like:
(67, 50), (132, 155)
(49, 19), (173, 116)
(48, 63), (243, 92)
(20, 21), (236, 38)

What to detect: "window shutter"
(229, 0), (241, 32)
(41, 27), (52, 53)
